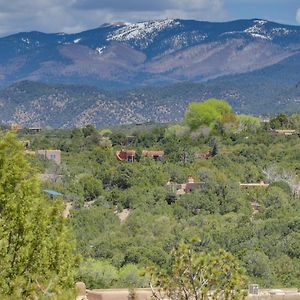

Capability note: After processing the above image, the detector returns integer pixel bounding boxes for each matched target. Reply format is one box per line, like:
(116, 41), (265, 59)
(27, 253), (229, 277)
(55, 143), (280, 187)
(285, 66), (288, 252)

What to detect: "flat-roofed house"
(184, 175), (205, 193)
(142, 150), (164, 161)
(37, 150), (61, 165)
(167, 176), (205, 195)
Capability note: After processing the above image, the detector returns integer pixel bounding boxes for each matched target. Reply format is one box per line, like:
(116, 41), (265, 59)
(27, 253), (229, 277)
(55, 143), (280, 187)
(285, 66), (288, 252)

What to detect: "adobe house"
(116, 149), (136, 162)
(167, 176), (205, 195)
(37, 150), (61, 165)
(184, 176), (205, 193)
(240, 181), (269, 188)
(142, 150), (164, 161)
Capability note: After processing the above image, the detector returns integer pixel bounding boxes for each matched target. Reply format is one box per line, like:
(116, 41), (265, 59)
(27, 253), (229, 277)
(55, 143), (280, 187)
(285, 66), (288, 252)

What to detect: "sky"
(0, 0), (299, 37)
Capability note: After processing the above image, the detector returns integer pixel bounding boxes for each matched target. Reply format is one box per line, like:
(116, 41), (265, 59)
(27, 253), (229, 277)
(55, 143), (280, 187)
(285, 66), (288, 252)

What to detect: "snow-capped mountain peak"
(107, 19), (181, 48)
(0, 18), (299, 90)
(244, 19), (296, 40)
(244, 19), (271, 39)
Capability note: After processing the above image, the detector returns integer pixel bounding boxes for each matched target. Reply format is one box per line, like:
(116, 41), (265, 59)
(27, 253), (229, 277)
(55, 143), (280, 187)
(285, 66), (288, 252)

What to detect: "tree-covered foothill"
(6, 106), (300, 291)
(0, 134), (77, 298)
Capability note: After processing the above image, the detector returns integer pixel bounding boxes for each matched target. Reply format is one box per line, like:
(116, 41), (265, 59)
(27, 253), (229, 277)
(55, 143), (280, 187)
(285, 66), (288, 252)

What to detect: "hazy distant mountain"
(0, 18), (300, 88)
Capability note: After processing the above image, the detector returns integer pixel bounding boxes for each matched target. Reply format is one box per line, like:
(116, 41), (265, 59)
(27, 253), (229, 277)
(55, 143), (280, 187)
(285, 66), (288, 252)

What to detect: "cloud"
(0, 0), (227, 37)
(72, 0), (174, 11)
(71, 0), (227, 23)
(72, 0), (223, 13)
(297, 8), (300, 23)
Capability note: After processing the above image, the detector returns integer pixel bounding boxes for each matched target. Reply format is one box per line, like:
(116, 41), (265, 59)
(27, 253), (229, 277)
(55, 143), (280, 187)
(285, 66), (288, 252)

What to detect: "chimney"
(187, 176), (194, 183)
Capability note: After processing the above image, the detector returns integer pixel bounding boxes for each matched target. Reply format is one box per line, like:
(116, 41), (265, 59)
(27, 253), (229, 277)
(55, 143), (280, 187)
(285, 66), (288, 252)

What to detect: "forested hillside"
(1, 63), (300, 128)
(3, 101), (299, 292)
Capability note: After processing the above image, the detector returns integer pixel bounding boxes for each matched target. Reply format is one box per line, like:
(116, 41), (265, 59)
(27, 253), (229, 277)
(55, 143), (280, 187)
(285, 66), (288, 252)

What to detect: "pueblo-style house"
(167, 176), (205, 195)
(26, 149), (61, 165)
(116, 149), (164, 162)
(142, 150), (164, 161)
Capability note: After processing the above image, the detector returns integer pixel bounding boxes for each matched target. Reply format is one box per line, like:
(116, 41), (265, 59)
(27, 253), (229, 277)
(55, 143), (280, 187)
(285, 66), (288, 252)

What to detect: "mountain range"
(1, 18), (300, 88)
(0, 18), (300, 127)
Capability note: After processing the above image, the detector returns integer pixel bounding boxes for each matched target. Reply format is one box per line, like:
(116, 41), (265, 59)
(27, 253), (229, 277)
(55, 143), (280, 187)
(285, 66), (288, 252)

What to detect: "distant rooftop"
(43, 189), (63, 197)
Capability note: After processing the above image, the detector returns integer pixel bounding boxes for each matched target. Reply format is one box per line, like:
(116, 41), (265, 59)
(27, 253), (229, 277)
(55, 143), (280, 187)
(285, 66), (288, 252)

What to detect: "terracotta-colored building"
(116, 149), (136, 162)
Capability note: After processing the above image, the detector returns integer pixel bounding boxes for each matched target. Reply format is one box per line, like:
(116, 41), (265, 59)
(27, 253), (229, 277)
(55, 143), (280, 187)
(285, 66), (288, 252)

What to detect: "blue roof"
(43, 189), (63, 197)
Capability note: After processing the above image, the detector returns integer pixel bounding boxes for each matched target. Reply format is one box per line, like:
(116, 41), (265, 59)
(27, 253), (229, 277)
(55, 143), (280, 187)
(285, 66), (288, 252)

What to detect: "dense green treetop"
(0, 133), (77, 298)
(185, 98), (233, 130)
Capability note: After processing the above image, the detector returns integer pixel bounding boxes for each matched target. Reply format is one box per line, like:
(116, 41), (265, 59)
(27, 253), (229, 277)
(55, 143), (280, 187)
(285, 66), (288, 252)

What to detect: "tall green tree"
(0, 133), (77, 298)
(185, 99), (233, 130)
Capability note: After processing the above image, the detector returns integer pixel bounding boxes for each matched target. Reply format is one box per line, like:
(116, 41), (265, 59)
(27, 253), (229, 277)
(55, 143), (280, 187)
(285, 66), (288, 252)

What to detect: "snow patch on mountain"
(21, 37), (30, 44)
(74, 38), (81, 44)
(244, 20), (272, 40)
(107, 19), (181, 49)
(244, 20), (295, 40)
(95, 47), (105, 54)
(271, 27), (295, 36)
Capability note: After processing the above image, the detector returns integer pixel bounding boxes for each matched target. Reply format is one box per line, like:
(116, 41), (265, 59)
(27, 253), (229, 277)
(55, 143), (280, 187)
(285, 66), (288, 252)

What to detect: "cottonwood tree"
(185, 99), (233, 130)
(149, 242), (247, 300)
(0, 133), (77, 298)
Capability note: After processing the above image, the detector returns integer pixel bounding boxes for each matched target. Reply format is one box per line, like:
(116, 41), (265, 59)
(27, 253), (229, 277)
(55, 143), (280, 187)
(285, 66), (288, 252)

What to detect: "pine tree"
(149, 242), (247, 300)
(210, 138), (218, 157)
(0, 133), (77, 298)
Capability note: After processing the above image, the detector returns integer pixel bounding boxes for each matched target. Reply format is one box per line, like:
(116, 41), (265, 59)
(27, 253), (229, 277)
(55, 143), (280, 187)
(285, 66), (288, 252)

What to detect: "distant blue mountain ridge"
(0, 18), (299, 88)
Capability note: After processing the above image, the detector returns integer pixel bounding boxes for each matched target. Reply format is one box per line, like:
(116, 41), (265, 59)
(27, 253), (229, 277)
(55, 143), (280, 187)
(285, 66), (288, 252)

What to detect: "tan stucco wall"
(86, 288), (300, 300)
